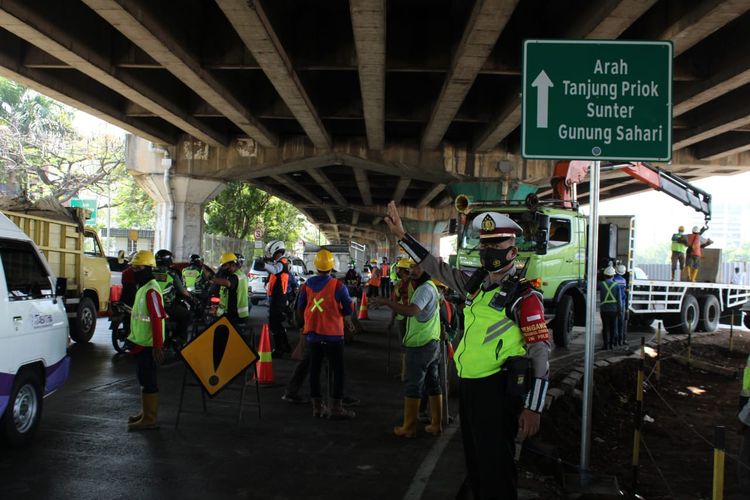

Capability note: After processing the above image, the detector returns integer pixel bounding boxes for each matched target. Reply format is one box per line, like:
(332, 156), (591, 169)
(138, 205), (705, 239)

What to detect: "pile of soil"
(533, 331), (750, 499)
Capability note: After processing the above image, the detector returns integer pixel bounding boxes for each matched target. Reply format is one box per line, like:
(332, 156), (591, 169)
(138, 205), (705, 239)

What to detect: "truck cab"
(0, 213), (69, 446)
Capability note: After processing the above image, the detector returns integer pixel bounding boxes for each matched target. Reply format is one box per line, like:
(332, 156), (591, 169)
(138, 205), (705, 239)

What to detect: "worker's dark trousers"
(135, 347), (158, 394)
(269, 304), (290, 350)
(286, 339), (310, 396)
(458, 371), (522, 500)
(380, 277), (390, 297)
(600, 307), (618, 349)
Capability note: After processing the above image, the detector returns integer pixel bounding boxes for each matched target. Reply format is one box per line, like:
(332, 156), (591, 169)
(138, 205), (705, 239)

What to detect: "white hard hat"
(692, 226), (700, 233)
(603, 266), (616, 277)
(472, 212), (522, 239)
(265, 239), (285, 258)
(616, 264), (627, 275)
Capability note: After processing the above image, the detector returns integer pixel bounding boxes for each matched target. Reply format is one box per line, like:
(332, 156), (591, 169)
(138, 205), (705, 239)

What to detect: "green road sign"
(522, 40), (672, 161)
(70, 198), (97, 225)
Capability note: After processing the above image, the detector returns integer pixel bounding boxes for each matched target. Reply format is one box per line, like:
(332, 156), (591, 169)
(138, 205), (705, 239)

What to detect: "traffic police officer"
(384, 201), (551, 500)
(126, 250), (167, 431)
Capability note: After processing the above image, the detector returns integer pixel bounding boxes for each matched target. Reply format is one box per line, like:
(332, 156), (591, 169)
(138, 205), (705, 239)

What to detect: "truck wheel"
(697, 295), (720, 333)
(552, 295), (574, 348)
(251, 298), (260, 306)
(70, 297), (97, 343)
(664, 295), (699, 335)
(743, 311), (750, 330)
(1, 370), (43, 447)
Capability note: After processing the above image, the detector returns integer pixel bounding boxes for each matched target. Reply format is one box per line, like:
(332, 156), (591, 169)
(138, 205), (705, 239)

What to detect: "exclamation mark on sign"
(208, 325), (230, 386)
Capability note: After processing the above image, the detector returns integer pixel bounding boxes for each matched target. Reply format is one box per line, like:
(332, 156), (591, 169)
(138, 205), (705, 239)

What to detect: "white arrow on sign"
(532, 70), (554, 128)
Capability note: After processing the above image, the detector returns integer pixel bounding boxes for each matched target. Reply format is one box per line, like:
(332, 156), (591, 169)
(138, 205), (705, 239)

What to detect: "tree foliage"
(0, 77), (124, 203)
(110, 171), (155, 229)
(205, 181), (306, 247)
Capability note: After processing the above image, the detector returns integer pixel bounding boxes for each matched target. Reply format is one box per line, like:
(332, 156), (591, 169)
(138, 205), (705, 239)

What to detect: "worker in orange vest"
(684, 226), (713, 282)
(267, 256), (298, 356)
(368, 258), (381, 298)
(380, 257), (391, 298)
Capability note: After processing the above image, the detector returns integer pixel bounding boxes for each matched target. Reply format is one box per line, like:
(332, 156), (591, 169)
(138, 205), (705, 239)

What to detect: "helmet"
(130, 250), (156, 267)
(235, 253), (245, 266)
(692, 226), (700, 233)
(155, 249), (173, 267)
(265, 240), (285, 259)
(117, 250), (126, 264)
(189, 253), (202, 265)
(603, 265), (616, 277)
(678, 225), (685, 232)
(371, 258), (377, 264)
(314, 249), (335, 272)
(396, 258), (415, 269)
(616, 264), (627, 275)
(431, 278), (447, 289)
(219, 252), (238, 266)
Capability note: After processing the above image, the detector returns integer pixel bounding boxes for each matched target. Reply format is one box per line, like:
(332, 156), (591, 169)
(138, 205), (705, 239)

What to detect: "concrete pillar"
(134, 174), (225, 260)
(405, 220), (444, 257)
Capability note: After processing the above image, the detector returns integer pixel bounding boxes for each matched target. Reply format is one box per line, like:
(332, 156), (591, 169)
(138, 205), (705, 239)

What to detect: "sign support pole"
(581, 160), (600, 470)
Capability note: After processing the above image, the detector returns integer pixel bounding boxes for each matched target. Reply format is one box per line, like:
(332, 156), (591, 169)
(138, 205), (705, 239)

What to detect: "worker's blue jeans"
(404, 340), (441, 398)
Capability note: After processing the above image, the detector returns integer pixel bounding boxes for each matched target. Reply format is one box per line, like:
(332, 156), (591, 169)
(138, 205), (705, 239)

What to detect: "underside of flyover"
(3, 0), (750, 244)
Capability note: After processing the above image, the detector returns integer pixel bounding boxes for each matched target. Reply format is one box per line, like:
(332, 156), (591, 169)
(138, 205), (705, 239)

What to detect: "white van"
(0, 212), (69, 446)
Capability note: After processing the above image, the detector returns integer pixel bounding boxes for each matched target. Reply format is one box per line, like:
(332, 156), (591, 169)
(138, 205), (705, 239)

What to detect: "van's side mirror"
(448, 219), (458, 235)
(535, 214), (550, 255)
(55, 278), (67, 298)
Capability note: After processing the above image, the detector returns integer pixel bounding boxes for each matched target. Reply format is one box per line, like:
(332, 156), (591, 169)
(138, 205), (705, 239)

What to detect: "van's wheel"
(70, 297), (97, 343)
(251, 298), (260, 306)
(743, 311), (750, 330)
(1, 370), (43, 447)
(697, 295), (720, 333)
(552, 295), (574, 348)
(664, 295), (699, 335)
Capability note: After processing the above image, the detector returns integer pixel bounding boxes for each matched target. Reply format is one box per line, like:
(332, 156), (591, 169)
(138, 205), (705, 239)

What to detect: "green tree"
(110, 170), (155, 229)
(205, 181), (306, 248)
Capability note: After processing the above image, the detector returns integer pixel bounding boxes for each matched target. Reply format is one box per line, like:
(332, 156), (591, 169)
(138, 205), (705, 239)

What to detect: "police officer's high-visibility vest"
(219, 270), (249, 319)
(127, 279), (164, 347)
(600, 280), (618, 305)
(182, 267), (201, 291)
(404, 280), (441, 348)
(267, 272), (289, 297)
(671, 233), (687, 253)
(454, 287), (525, 379)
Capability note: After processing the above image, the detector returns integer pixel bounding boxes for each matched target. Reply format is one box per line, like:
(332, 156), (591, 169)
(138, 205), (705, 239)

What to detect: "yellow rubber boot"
(425, 395), (443, 436)
(690, 267), (699, 282)
(128, 393), (144, 424)
(394, 397), (420, 438)
(128, 393), (159, 431)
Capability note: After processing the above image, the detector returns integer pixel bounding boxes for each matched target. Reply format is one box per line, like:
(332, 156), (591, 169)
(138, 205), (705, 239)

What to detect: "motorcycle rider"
(344, 261), (363, 299)
(153, 249), (192, 347)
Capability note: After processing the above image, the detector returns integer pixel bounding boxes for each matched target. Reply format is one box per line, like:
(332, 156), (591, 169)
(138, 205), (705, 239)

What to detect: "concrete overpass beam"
(350, 0), (386, 151)
(216, 0), (331, 149)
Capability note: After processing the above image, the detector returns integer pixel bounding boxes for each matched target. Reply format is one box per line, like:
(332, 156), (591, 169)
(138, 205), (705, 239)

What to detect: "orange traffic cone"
(358, 291), (369, 320)
(255, 324), (274, 385)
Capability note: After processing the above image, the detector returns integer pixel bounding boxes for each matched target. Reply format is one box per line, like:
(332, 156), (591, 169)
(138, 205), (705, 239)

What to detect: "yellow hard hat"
(396, 258), (415, 269)
(678, 225), (685, 232)
(219, 252), (238, 266)
(130, 250), (156, 267)
(431, 278), (447, 289)
(314, 249), (335, 271)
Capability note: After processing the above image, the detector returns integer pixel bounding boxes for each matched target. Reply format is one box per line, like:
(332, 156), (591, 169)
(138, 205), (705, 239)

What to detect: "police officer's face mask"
(479, 245), (516, 272)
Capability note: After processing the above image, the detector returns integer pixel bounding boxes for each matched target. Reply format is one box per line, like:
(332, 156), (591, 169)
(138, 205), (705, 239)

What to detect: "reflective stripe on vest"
(127, 279), (164, 347)
(267, 273), (289, 297)
(153, 269), (175, 305)
(182, 268), (201, 290)
(302, 278), (344, 337)
(671, 233), (687, 253)
(600, 280), (618, 304)
(454, 288), (525, 379)
(404, 280), (441, 347)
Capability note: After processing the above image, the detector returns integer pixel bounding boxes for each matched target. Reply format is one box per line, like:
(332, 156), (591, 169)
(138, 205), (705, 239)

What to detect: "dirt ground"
(531, 329), (750, 499)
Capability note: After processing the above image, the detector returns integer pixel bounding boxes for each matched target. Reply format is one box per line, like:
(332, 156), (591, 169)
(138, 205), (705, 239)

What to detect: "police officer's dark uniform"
(390, 206), (551, 500)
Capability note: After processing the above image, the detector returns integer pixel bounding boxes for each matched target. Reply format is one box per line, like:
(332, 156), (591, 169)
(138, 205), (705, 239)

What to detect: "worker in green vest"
(126, 250), (167, 431)
(598, 265), (623, 350)
(212, 252), (250, 333)
(670, 225), (688, 281)
(383, 201), (550, 499)
(373, 262), (443, 438)
(182, 254), (204, 292)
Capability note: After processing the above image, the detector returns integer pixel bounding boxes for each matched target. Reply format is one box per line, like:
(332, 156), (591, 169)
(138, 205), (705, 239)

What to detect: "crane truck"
(452, 161), (750, 347)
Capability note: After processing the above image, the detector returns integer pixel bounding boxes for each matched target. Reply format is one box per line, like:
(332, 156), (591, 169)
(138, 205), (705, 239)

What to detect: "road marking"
(402, 419), (461, 500)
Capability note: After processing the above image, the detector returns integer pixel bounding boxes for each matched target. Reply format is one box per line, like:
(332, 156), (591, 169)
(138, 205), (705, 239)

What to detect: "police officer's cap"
(473, 212), (522, 240)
